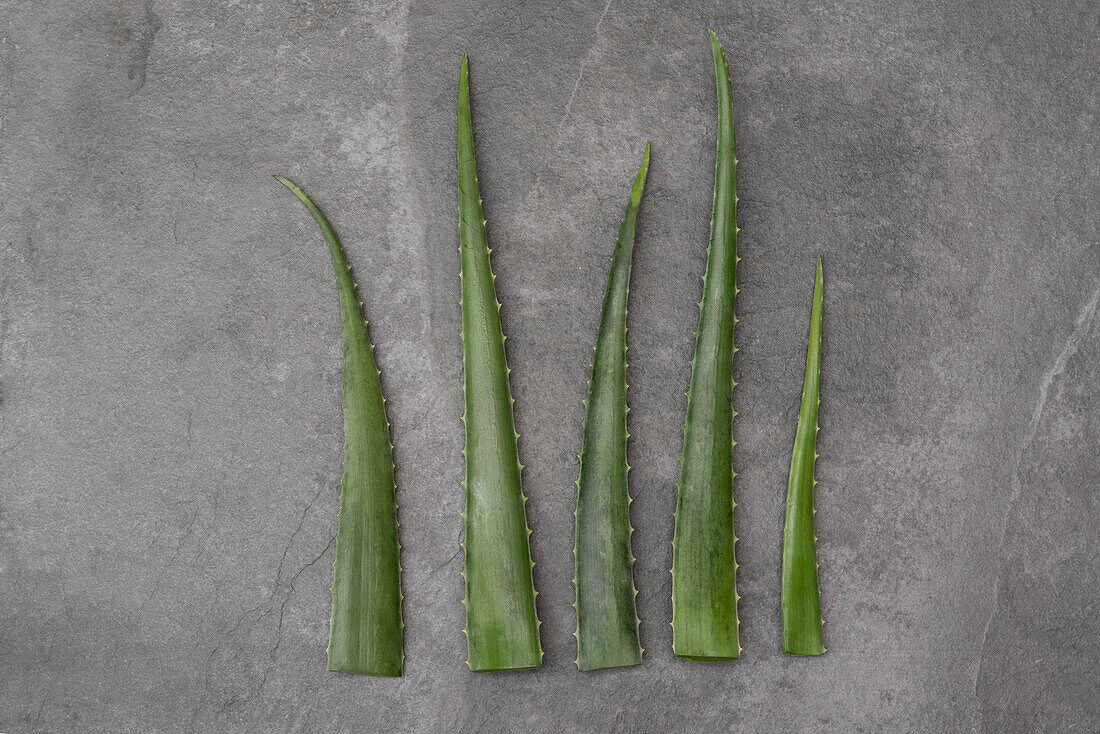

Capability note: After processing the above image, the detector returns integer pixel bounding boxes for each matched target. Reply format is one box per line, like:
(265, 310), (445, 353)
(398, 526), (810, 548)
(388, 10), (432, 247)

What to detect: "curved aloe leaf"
(574, 144), (651, 671)
(457, 54), (542, 673)
(782, 257), (826, 656)
(671, 31), (741, 662)
(275, 175), (403, 677)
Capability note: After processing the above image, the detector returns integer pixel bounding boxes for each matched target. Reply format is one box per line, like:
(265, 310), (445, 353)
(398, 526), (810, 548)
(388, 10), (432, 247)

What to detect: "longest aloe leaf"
(782, 258), (826, 656)
(574, 144), (650, 671)
(276, 176), (403, 677)
(457, 55), (542, 672)
(671, 32), (740, 662)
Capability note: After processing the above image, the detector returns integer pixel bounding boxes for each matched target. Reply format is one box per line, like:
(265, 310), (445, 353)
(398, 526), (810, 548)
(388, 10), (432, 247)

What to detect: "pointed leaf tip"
(628, 144), (652, 205)
(459, 54), (470, 97)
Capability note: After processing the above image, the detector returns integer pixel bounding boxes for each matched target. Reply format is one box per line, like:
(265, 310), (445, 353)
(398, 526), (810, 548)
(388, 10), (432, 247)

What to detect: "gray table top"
(2, 1), (1097, 731)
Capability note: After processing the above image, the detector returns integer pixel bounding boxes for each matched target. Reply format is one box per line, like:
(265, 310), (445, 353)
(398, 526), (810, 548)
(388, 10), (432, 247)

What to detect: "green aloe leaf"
(457, 54), (543, 673)
(671, 31), (741, 662)
(275, 175), (403, 677)
(781, 257), (826, 656)
(574, 144), (651, 671)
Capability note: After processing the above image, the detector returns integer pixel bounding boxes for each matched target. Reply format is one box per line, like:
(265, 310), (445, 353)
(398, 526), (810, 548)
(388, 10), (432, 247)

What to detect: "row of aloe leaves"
(275, 32), (825, 676)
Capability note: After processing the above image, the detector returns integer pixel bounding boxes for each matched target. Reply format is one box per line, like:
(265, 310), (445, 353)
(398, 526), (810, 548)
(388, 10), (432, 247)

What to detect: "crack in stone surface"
(556, 0), (614, 143)
(973, 282), (1100, 729)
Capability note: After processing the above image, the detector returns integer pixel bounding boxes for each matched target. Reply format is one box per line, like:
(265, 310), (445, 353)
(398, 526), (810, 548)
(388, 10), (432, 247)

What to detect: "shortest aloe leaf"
(781, 257), (826, 656)
(276, 175), (403, 676)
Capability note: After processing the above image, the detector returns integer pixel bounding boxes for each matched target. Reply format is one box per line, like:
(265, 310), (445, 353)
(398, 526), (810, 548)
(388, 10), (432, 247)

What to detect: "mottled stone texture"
(1, 1), (1097, 732)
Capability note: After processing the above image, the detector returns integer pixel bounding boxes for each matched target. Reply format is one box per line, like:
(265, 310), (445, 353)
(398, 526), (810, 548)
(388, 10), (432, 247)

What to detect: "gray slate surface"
(2, 1), (1098, 732)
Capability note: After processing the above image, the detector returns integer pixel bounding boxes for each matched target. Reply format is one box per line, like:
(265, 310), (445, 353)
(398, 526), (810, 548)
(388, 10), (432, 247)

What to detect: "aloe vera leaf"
(457, 55), (542, 673)
(573, 144), (651, 672)
(671, 31), (741, 662)
(275, 176), (403, 677)
(782, 257), (826, 656)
